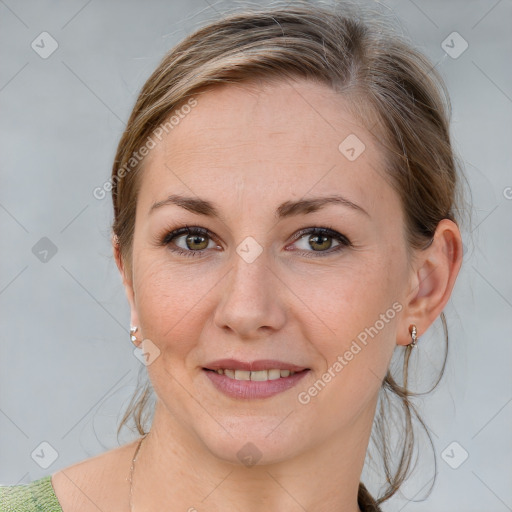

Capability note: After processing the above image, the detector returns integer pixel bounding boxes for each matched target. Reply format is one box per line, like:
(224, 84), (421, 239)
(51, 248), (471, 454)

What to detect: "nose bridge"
(232, 246), (270, 295)
(214, 245), (286, 338)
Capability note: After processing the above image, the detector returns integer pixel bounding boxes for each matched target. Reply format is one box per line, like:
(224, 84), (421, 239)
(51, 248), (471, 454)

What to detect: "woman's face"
(124, 79), (416, 464)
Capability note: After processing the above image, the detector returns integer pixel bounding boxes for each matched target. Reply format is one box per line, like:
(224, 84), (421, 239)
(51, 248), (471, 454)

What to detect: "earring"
(409, 324), (418, 348)
(130, 326), (140, 346)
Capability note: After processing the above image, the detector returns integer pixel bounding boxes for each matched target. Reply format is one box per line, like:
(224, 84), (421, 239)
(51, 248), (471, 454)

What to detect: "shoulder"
(50, 440), (138, 512)
(0, 475), (62, 512)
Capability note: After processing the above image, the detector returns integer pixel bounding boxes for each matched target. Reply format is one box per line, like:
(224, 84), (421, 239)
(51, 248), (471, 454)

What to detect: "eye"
(288, 227), (352, 257)
(160, 225), (351, 258)
(162, 226), (219, 257)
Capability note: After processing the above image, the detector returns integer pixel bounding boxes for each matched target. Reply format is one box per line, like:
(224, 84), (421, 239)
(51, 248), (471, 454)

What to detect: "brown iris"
(308, 233), (333, 251)
(186, 233), (209, 250)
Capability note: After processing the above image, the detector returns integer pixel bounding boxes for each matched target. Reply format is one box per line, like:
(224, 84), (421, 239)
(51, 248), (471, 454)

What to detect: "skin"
(53, 78), (463, 512)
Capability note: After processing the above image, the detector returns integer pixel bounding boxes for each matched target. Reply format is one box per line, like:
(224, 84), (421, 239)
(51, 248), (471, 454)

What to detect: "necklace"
(128, 433), (148, 512)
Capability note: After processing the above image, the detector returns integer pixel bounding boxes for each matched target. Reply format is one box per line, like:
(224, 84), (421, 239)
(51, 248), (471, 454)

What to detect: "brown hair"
(112, 1), (467, 508)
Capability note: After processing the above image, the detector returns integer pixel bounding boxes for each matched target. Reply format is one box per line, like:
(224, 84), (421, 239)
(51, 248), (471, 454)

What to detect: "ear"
(397, 219), (463, 346)
(112, 235), (140, 338)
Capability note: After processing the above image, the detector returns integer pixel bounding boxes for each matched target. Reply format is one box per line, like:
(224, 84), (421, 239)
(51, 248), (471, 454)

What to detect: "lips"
(202, 359), (310, 399)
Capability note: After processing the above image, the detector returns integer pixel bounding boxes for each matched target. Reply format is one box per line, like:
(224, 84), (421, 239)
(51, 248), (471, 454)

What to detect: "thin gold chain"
(128, 433), (148, 512)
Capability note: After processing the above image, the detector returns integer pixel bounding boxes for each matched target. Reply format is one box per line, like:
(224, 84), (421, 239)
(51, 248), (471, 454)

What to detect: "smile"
(203, 367), (310, 399)
(209, 368), (296, 380)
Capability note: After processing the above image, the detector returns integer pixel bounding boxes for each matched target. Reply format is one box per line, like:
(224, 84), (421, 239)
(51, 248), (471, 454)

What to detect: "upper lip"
(203, 359), (309, 372)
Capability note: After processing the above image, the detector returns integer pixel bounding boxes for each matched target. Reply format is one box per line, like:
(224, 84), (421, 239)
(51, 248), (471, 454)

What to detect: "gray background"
(1, 0), (511, 510)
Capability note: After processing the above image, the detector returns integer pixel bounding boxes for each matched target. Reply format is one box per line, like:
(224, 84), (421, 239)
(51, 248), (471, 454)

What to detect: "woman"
(0, 2), (464, 511)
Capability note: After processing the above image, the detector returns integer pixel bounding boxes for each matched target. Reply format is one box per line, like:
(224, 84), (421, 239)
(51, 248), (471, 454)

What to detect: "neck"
(130, 400), (377, 512)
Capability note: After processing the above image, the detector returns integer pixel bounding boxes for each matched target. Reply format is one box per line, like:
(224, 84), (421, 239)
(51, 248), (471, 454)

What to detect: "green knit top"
(0, 475), (63, 512)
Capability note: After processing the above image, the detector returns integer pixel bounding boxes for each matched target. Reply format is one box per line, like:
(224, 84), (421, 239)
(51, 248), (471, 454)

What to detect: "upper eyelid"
(290, 226), (349, 241)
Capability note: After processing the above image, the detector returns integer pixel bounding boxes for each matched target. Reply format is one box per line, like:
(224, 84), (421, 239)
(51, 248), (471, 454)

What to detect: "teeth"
(250, 370), (268, 381)
(268, 369), (281, 380)
(212, 368), (297, 381)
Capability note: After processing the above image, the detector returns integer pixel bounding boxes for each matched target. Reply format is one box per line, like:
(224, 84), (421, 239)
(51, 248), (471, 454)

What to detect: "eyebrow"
(149, 194), (369, 219)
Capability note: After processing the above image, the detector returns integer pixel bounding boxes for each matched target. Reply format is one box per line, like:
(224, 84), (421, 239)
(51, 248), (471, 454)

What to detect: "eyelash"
(160, 225), (352, 259)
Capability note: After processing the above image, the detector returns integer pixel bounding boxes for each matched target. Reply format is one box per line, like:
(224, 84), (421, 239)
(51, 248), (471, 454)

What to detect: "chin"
(197, 417), (305, 467)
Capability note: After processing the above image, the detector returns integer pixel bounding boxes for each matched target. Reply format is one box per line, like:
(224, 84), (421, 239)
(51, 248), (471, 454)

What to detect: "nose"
(213, 248), (287, 340)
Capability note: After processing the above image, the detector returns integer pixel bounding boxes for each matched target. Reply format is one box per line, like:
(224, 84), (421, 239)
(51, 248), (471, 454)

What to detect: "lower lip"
(203, 369), (310, 399)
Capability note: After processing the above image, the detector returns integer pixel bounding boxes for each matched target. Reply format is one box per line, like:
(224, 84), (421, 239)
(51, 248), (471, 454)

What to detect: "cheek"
(301, 256), (403, 413)
(301, 253), (403, 347)
(295, 279), (400, 428)
(132, 254), (219, 354)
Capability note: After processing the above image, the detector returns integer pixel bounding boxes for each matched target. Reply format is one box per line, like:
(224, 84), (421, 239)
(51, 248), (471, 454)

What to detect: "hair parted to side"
(112, 1), (467, 508)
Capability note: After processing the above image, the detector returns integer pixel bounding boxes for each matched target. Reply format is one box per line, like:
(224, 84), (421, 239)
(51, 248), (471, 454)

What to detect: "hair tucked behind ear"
(113, 1), (468, 507)
(372, 314), (449, 505)
(117, 367), (154, 438)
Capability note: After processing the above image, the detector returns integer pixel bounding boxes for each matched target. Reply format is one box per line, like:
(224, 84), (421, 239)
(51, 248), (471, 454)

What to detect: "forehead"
(139, 79), (396, 217)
